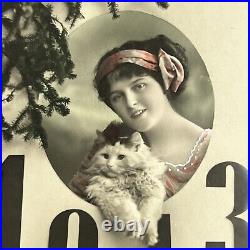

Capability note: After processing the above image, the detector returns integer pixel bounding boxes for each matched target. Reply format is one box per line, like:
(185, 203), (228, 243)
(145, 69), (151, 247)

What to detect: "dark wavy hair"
(94, 34), (189, 107)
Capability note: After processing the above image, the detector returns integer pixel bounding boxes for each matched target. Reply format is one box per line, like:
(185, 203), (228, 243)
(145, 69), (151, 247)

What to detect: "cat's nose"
(107, 164), (113, 169)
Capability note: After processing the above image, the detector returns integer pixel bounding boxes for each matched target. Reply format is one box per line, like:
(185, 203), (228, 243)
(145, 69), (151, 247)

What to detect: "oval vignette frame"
(43, 11), (215, 199)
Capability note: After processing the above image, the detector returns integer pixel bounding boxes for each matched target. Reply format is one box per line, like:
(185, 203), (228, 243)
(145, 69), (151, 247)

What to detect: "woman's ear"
(127, 132), (143, 151)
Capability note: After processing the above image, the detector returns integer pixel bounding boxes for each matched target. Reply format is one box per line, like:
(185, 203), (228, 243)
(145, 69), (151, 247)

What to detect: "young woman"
(69, 34), (211, 199)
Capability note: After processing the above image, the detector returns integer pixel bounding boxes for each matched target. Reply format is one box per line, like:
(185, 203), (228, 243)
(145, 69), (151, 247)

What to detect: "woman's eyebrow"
(131, 77), (146, 85)
(109, 76), (146, 95)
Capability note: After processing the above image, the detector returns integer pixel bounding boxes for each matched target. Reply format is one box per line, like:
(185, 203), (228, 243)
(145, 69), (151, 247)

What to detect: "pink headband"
(96, 49), (185, 92)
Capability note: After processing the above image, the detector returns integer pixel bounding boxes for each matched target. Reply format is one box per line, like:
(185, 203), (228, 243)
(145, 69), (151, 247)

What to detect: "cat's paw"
(126, 230), (143, 240)
(146, 234), (158, 246)
(127, 226), (145, 240)
(126, 221), (145, 240)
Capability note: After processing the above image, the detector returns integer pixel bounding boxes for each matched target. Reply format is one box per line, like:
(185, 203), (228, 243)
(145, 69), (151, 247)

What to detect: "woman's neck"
(143, 107), (204, 164)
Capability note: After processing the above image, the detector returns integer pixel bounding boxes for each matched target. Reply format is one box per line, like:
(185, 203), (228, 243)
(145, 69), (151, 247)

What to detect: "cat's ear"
(95, 130), (106, 144)
(128, 132), (143, 151)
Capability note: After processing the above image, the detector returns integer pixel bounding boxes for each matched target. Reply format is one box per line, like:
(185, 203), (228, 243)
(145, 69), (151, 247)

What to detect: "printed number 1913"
(2, 156), (248, 248)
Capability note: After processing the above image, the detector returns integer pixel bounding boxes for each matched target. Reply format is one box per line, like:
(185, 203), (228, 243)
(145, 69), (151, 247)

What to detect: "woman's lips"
(131, 109), (147, 119)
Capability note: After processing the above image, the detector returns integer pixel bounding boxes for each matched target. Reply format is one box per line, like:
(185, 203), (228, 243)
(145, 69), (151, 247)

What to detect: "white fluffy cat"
(82, 131), (166, 246)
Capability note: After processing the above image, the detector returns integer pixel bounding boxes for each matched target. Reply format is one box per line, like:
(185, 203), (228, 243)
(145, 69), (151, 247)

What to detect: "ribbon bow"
(158, 49), (185, 93)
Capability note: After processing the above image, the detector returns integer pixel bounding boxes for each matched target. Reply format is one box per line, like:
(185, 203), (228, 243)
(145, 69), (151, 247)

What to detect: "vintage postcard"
(2, 2), (248, 248)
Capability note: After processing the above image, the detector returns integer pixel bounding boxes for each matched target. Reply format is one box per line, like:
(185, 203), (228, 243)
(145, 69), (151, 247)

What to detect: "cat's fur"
(83, 131), (166, 246)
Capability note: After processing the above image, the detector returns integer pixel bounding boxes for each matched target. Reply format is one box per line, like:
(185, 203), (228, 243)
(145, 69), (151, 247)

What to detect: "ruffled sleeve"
(164, 129), (212, 198)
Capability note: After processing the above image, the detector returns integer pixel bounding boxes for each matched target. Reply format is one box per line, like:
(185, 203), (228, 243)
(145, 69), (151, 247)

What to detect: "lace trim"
(164, 129), (210, 168)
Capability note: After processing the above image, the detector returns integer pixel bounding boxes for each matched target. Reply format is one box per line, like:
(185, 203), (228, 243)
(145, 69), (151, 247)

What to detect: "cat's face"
(87, 131), (150, 177)
(90, 143), (132, 177)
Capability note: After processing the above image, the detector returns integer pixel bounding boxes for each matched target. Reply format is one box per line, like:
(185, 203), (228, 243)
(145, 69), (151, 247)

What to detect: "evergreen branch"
(25, 86), (48, 148)
(3, 3), (19, 12)
(2, 3), (92, 147)
(107, 2), (120, 19)
(43, 83), (59, 102)
(23, 127), (34, 141)
(2, 89), (16, 102)
(22, 124), (47, 148)
(15, 125), (30, 134)
(155, 2), (169, 9)
(2, 116), (10, 129)
(2, 115), (13, 141)
(26, 86), (36, 105)
(51, 15), (68, 34)
(65, 2), (84, 28)
(36, 126), (48, 148)
(4, 3), (23, 41)
(11, 105), (29, 131)
(2, 17), (13, 30)
(3, 129), (13, 141)
(2, 60), (12, 92)
(30, 108), (43, 126)
(54, 97), (70, 116)
(35, 104), (48, 114)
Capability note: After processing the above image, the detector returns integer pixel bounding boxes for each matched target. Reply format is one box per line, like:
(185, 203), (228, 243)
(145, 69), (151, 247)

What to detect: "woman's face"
(108, 75), (170, 132)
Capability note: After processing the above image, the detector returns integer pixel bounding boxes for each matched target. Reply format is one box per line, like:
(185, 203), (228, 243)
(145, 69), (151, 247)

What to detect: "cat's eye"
(102, 153), (109, 159)
(117, 154), (125, 160)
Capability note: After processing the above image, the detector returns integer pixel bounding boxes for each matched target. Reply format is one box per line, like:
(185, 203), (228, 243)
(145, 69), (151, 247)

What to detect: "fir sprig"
(65, 2), (84, 28)
(2, 2), (78, 148)
(107, 2), (120, 19)
(155, 2), (169, 9)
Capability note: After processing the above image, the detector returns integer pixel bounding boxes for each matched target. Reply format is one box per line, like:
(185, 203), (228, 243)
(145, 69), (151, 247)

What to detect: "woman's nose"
(125, 92), (137, 108)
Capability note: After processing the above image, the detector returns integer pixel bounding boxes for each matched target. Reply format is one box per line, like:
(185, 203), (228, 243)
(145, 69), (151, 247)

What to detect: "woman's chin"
(128, 121), (154, 133)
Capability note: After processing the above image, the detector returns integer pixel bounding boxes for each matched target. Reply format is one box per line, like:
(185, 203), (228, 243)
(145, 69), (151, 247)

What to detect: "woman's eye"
(102, 153), (109, 159)
(135, 83), (145, 90)
(110, 94), (122, 102)
(117, 154), (125, 160)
